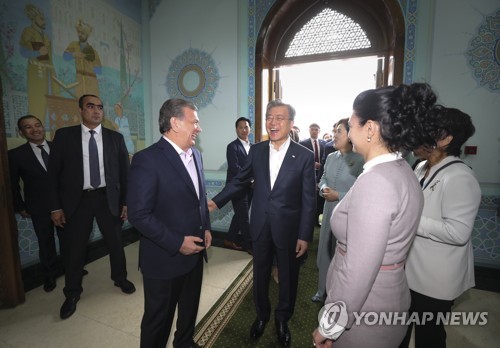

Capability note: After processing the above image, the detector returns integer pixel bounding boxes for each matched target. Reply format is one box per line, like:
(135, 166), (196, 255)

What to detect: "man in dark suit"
(127, 98), (212, 348)
(300, 123), (326, 226)
(209, 100), (316, 347)
(224, 116), (253, 253)
(9, 115), (62, 292)
(49, 94), (135, 320)
(318, 121), (338, 179)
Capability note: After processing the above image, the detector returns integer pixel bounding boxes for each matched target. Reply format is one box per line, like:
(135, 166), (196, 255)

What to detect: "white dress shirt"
(82, 124), (106, 189)
(29, 140), (50, 171)
(269, 136), (291, 190)
(238, 137), (251, 155)
(164, 136), (200, 199)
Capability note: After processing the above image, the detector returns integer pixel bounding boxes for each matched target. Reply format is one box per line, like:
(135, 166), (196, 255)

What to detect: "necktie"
(313, 139), (319, 163)
(89, 130), (101, 188)
(37, 144), (49, 170)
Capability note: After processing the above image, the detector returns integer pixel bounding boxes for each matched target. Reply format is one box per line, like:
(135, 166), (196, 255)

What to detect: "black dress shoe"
(60, 296), (79, 319)
(275, 320), (291, 347)
(43, 277), (56, 292)
(223, 239), (243, 250)
(114, 279), (136, 294)
(250, 318), (267, 338)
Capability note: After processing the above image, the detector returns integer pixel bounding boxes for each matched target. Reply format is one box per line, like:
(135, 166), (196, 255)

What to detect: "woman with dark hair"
(311, 118), (364, 303)
(400, 107), (481, 348)
(313, 83), (435, 347)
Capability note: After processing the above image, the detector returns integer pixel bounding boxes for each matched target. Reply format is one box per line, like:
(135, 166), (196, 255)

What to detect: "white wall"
(427, 0), (500, 184)
(148, 0), (500, 185)
(149, 0), (241, 170)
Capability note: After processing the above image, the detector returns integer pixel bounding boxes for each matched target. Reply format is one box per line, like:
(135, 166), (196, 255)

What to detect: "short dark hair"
(235, 117), (251, 128)
(336, 117), (350, 133)
(309, 123), (320, 129)
(78, 94), (101, 108)
(266, 99), (296, 121)
(159, 98), (198, 134)
(17, 114), (42, 130)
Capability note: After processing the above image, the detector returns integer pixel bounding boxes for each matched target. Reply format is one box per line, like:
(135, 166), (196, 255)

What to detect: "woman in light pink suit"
(313, 83), (439, 348)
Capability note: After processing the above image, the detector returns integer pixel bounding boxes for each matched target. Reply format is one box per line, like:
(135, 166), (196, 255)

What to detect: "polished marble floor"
(0, 243), (251, 348)
(0, 242), (499, 347)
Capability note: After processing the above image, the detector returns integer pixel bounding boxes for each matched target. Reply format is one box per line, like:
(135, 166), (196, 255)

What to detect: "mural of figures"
(113, 102), (135, 156)
(19, 4), (59, 123)
(63, 19), (102, 97)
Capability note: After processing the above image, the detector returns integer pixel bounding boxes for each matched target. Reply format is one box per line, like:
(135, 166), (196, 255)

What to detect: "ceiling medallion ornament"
(166, 48), (220, 108)
(466, 9), (500, 92)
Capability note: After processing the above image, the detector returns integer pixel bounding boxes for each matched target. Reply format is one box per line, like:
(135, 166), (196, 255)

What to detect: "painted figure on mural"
(63, 19), (102, 97)
(113, 102), (135, 156)
(19, 4), (59, 123)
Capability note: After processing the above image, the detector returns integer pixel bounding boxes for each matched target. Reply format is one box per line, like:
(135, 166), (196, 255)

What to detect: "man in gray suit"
(49, 94), (135, 320)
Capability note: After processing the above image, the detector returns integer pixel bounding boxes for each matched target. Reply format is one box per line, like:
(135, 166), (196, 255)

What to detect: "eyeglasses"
(265, 115), (289, 123)
(85, 103), (104, 111)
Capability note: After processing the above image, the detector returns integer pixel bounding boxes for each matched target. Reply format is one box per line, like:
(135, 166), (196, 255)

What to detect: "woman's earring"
(367, 136), (371, 142)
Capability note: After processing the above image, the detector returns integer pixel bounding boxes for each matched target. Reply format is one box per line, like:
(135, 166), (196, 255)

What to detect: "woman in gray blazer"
(312, 118), (364, 303)
(401, 107), (481, 348)
(313, 83), (438, 348)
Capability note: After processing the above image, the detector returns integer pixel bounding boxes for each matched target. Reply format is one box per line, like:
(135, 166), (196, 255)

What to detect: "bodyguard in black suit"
(49, 94), (135, 320)
(224, 116), (253, 252)
(209, 100), (316, 347)
(8, 115), (62, 292)
(127, 99), (211, 348)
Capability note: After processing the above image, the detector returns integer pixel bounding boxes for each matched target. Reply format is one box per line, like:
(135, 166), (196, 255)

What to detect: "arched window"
(284, 8), (372, 58)
(254, 0), (405, 140)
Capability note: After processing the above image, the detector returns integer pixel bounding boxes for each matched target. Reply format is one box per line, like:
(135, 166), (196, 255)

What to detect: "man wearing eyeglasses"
(49, 94), (135, 320)
(209, 100), (316, 347)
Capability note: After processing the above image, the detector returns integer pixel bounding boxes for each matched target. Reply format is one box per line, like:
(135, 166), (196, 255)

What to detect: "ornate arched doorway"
(254, 0), (405, 140)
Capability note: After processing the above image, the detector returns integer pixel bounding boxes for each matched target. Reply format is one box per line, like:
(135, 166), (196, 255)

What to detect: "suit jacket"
(328, 158), (423, 334)
(319, 140), (336, 180)
(299, 138), (326, 181)
(9, 141), (52, 215)
(127, 138), (211, 279)
(226, 138), (250, 182)
(406, 156), (481, 300)
(299, 138), (326, 161)
(213, 140), (316, 248)
(48, 125), (129, 219)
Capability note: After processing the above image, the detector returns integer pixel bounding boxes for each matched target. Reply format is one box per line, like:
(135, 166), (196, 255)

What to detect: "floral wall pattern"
(466, 8), (500, 92)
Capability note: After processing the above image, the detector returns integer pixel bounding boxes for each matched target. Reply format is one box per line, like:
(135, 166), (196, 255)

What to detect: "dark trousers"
(141, 255), (203, 348)
(62, 189), (127, 298)
(399, 290), (455, 348)
(252, 225), (301, 323)
(31, 212), (64, 278)
(316, 194), (324, 225)
(226, 190), (252, 250)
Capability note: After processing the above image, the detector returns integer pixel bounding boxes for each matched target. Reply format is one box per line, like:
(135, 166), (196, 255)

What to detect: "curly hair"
(352, 83), (439, 153)
(426, 106), (475, 156)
